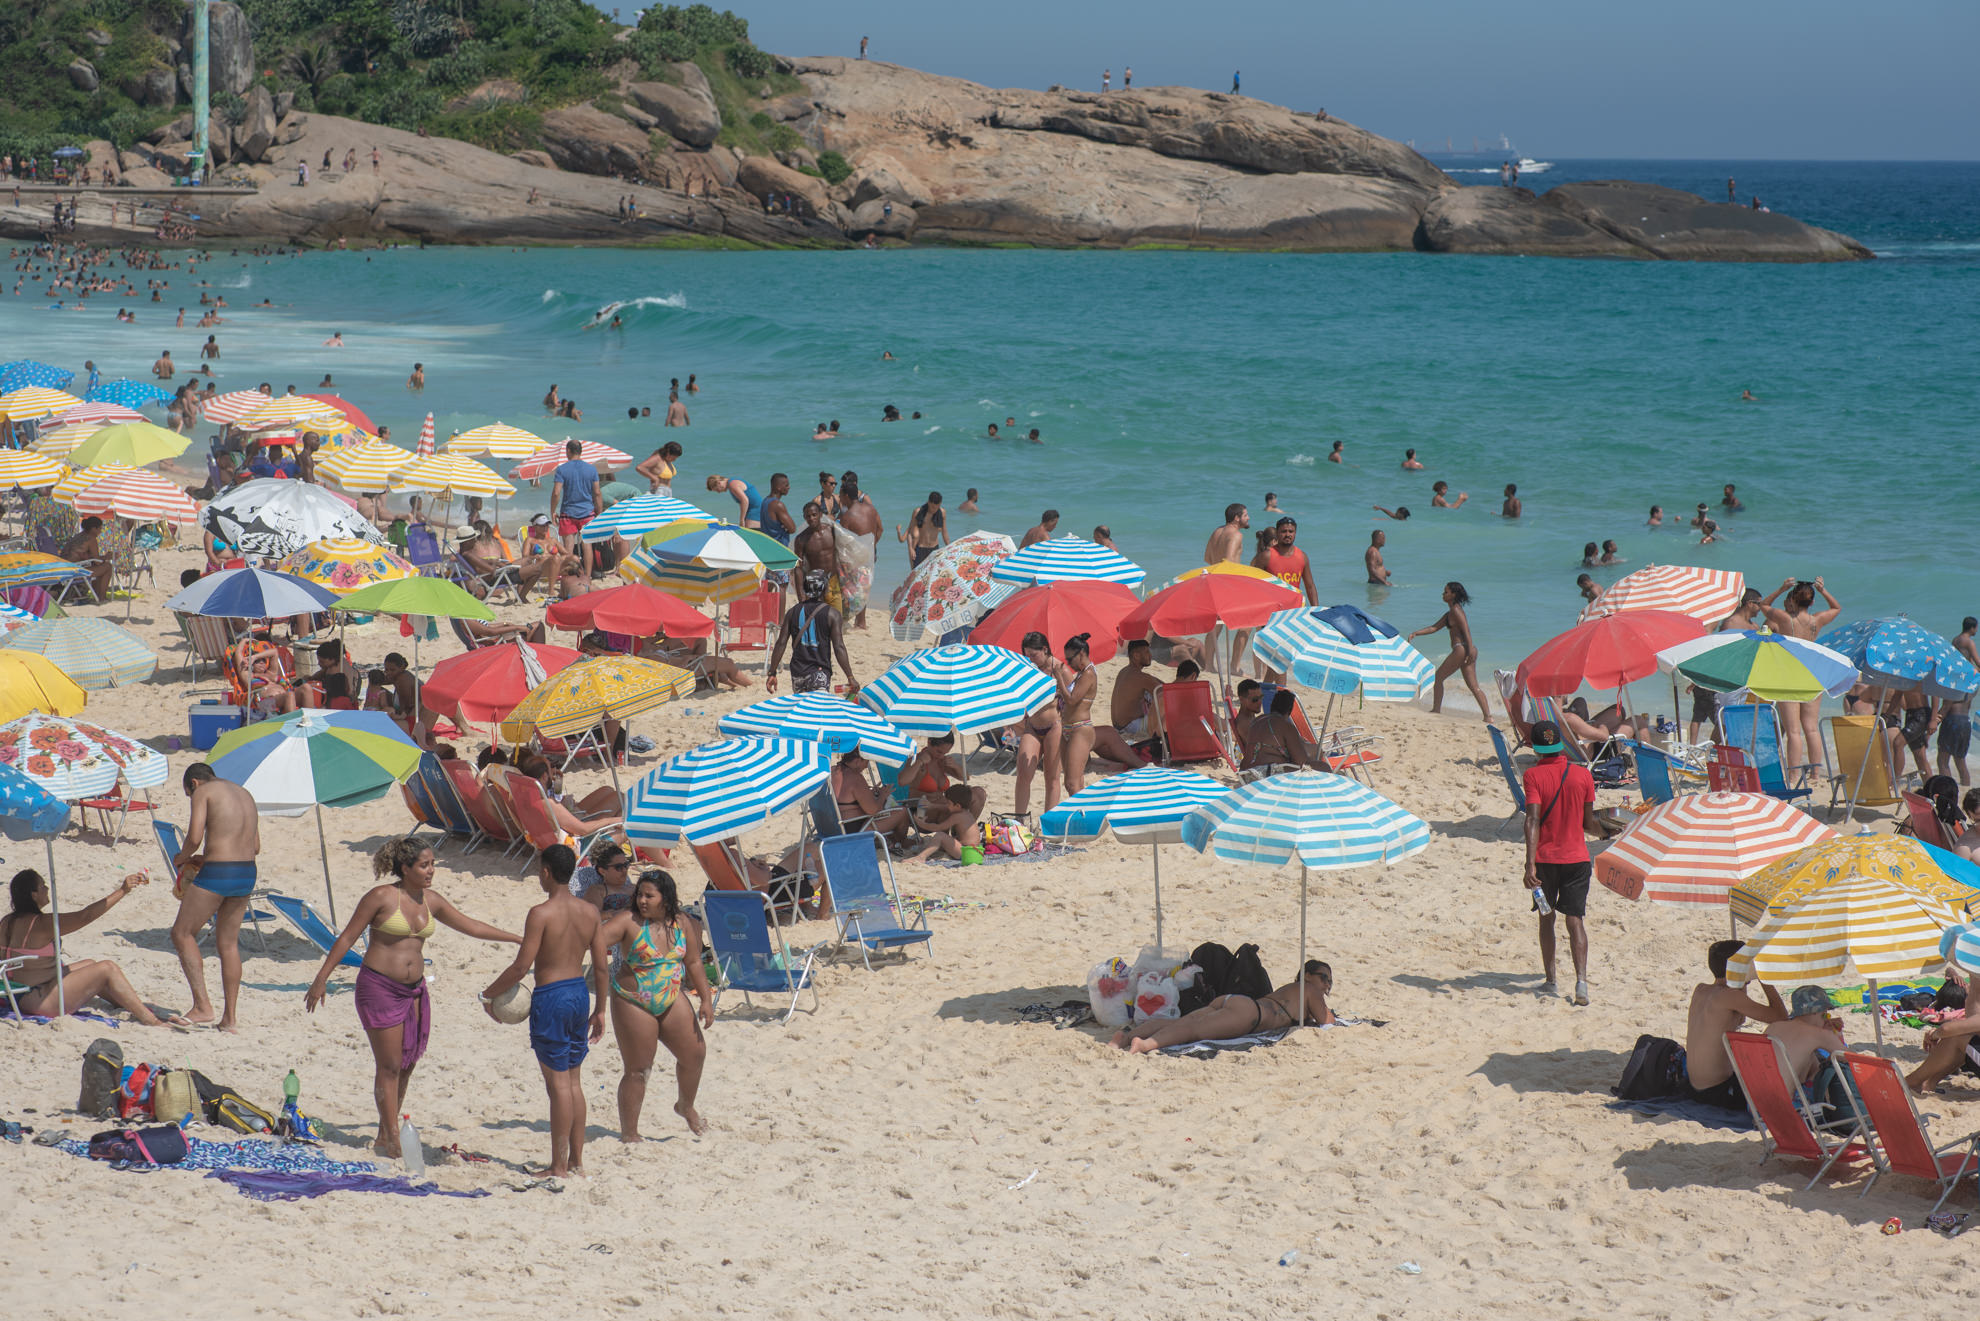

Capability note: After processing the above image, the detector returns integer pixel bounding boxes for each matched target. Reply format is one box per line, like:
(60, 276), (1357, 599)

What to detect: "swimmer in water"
(1402, 448), (1424, 471)
(608, 315), (623, 330)
(1431, 482), (1466, 509)
(1722, 483), (1743, 512)
(1327, 440), (1344, 465)
(1372, 505), (1409, 521)
(881, 351), (894, 360)
(1741, 389), (1757, 401)
(1647, 504), (1663, 527)
(1502, 484), (1521, 519)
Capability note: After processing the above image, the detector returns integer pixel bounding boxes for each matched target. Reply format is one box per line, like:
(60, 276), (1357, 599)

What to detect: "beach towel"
(1158, 1017), (1382, 1058)
(1605, 1095), (1756, 1132)
(354, 967), (430, 1070)
(206, 1170), (492, 1202)
(60, 1135), (378, 1174)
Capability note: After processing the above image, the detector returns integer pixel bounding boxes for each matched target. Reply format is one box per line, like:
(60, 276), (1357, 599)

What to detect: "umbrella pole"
(1151, 841), (1162, 956)
(47, 836), (64, 1018)
(1869, 977), (1884, 1053)
(1297, 862), (1309, 1027)
(314, 803), (338, 927)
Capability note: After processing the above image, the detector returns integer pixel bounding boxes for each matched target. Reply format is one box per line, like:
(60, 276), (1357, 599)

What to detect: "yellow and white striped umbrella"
(388, 453), (516, 499)
(446, 423), (543, 459)
(316, 439), (416, 492)
(1728, 872), (1968, 985)
(51, 463), (134, 505)
(33, 419), (108, 458)
(0, 388), (84, 421)
(0, 450), (68, 490)
(1728, 834), (1975, 926)
(236, 394), (346, 430)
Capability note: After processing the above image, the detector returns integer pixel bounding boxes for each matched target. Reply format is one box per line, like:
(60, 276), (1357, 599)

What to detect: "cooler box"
(188, 703), (245, 751)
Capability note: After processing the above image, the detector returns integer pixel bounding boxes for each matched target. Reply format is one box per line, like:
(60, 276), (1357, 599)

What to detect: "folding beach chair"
(973, 729), (1019, 774)
(1156, 681), (1224, 765)
(154, 820), (273, 953)
(0, 956), (32, 1017)
(441, 760), (520, 854)
(1486, 725), (1527, 838)
(77, 782), (157, 844)
(1493, 668), (1535, 747)
(725, 585), (778, 653)
(1718, 704), (1813, 805)
(262, 893), (363, 971)
(451, 550), (520, 605)
(1902, 793), (1952, 849)
(1827, 713), (1903, 821)
(691, 838), (809, 921)
(173, 610), (238, 682)
(1725, 1030), (1871, 1190)
(702, 890), (818, 1024)
(1708, 747), (1762, 794)
(404, 525), (444, 575)
(1619, 739), (1677, 806)
(820, 831), (932, 970)
(404, 752), (477, 850)
(1839, 1050), (1980, 1211)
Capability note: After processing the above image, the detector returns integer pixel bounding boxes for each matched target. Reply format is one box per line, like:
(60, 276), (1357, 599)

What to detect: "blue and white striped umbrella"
(988, 536), (1146, 588)
(84, 379), (172, 409)
(858, 644), (1058, 736)
(1182, 771), (1430, 871)
(1042, 766), (1232, 844)
(719, 692), (916, 765)
(0, 603), (38, 629)
(581, 494), (712, 543)
(1818, 616), (1980, 701)
(1255, 606), (1436, 701)
(0, 361), (74, 392)
(625, 737), (831, 846)
(0, 618), (157, 689)
(163, 566), (341, 619)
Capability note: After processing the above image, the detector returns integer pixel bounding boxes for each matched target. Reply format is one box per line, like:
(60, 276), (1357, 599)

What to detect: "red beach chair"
(1724, 1030), (1871, 1190)
(1840, 1051), (1980, 1211)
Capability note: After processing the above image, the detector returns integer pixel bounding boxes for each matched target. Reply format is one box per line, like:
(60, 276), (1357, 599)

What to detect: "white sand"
(3, 545), (1957, 1320)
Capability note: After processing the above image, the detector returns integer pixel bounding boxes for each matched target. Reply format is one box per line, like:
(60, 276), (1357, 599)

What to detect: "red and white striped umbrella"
(416, 412), (434, 457)
(1581, 564), (1745, 626)
(67, 469), (201, 525)
(512, 438), (632, 481)
(202, 389), (275, 424)
(1595, 791), (1837, 907)
(46, 402), (143, 429)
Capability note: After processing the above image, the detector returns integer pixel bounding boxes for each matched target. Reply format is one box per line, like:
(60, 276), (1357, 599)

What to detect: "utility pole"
(191, 0), (209, 178)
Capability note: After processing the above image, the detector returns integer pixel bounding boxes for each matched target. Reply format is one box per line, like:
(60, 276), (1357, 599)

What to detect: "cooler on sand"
(188, 702), (245, 751)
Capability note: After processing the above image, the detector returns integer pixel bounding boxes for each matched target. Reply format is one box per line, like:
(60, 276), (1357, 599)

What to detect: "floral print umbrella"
(278, 537), (418, 595)
(0, 713), (168, 800)
(887, 531), (1017, 643)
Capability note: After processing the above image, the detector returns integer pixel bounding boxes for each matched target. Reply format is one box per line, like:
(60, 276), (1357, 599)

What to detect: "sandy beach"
(1, 532), (1960, 1321)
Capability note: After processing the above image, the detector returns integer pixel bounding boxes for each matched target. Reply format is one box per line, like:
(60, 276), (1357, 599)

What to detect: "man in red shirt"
(1252, 517), (1318, 605)
(1520, 719), (1615, 1006)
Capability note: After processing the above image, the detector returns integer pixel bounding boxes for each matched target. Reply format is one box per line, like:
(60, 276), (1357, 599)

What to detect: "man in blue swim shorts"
(168, 764), (261, 1030)
(484, 845), (609, 1177)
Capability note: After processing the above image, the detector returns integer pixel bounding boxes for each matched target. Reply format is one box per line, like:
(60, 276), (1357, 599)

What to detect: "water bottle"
(1532, 886), (1553, 916)
(400, 1115), (424, 1177)
(283, 1070), (300, 1107)
(1278, 1250), (1299, 1267)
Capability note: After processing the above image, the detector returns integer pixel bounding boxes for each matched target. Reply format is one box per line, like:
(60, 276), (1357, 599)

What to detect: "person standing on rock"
(859, 35), (868, 59)
(1231, 71), (1240, 94)
(1124, 67), (1132, 88)
(372, 146), (381, 175)
(1727, 177), (1736, 204)
(1102, 69), (1110, 93)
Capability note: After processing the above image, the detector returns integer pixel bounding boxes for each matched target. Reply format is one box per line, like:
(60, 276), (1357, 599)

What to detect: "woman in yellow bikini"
(599, 870), (714, 1140)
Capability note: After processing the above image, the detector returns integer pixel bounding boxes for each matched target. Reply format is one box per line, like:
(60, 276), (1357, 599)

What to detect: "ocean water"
(5, 159), (1975, 681)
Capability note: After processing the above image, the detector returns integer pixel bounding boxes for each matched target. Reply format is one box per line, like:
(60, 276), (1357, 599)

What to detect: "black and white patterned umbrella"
(202, 479), (385, 559)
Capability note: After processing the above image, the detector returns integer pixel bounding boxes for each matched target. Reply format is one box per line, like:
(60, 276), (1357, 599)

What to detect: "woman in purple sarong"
(306, 838), (519, 1159)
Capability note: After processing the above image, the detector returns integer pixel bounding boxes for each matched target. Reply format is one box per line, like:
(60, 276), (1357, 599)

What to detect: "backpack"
(1612, 1034), (1688, 1100)
(87, 1124), (189, 1165)
(207, 1088), (277, 1135)
(79, 1038), (124, 1117)
(1179, 942), (1238, 1014)
(116, 1062), (157, 1120)
(153, 1069), (198, 1126)
(1227, 943), (1274, 1000)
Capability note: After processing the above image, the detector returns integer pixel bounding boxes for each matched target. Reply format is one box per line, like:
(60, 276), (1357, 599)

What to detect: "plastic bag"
(1087, 957), (1134, 1028)
(1132, 969), (1180, 1023)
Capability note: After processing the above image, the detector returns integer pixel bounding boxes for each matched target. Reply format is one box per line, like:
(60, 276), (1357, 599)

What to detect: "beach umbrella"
(210, 709), (424, 925)
(580, 494), (714, 544)
(0, 552), (91, 596)
(277, 537), (417, 596)
(624, 737), (832, 847)
(425, 638), (582, 727)
(0, 451), (66, 491)
(1121, 573), (1300, 639)
(1164, 561), (1285, 588)
(0, 760), (77, 1013)
(202, 389), (275, 425)
(719, 691), (917, 765)
(334, 576), (494, 729)
(0, 618), (157, 688)
(1519, 610), (1706, 697)
(1595, 791), (1838, 913)
(447, 423), (544, 459)
(637, 521), (800, 572)
(0, 604), (38, 632)
(31, 421), (108, 459)
(858, 643), (1058, 736)
(388, 453), (516, 503)
(514, 439), (631, 481)
(298, 394), (375, 435)
(1182, 771), (1430, 1022)
(498, 656), (696, 787)
(1041, 766), (1233, 952)
(315, 438), (416, 493)
(415, 413), (434, 457)
(50, 462), (132, 505)
(202, 478), (385, 558)
(68, 469), (200, 525)
(1662, 628), (1857, 702)
(1580, 564), (1745, 625)
(0, 387), (82, 420)
(1255, 605), (1436, 703)
(0, 362), (73, 392)
(83, 379), (171, 409)
(1729, 834), (1975, 927)
(63, 420), (191, 469)
(887, 531), (1017, 642)
(1817, 616), (1980, 700)
(618, 550), (764, 607)
(989, 535), (1145, 588)
(543, 581), (713, 639)
(164, 566), (339, 620)
(969, 580), (1141, 663)
(237, 394), (346, 430)
(47, 402), (143, 429)
(0, 712), (167, 800)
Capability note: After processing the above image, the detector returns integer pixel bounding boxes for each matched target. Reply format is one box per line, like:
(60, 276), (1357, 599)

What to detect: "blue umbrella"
(858, 643), (1057, 736)
(85, 379), (173, 409)
(718, 691), (916, 765)
(1042, 766), (1232, 951)
(1818, 616), (1980, 701)
(625, 737), (830, 847)
(0, 362), (74, 393)
(580, 494), (714, 544)
(1255, 605), (1435, 703)
(0, 760), (74, 1013)
(163, 566), (340, 619)
(989, 536), (1146, 588)
(1921, 841), (1980, 891)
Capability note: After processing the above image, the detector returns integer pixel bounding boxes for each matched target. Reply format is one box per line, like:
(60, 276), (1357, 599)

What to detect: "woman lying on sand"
(1111, 961), (1335, 1053)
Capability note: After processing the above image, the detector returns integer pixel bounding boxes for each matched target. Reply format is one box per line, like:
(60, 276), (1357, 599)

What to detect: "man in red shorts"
(1520, 719), (1616, 1007)
(550, 439), (601, 559)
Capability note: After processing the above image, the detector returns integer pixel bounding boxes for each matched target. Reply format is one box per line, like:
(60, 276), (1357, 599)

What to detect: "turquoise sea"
(6, 159), (1976, 685)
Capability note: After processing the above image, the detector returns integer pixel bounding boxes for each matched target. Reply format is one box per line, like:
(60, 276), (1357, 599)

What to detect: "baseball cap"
(1790, 985), (1833, 1018)
(802, 569), (829, 598)
(1530, 720), (1565, 755)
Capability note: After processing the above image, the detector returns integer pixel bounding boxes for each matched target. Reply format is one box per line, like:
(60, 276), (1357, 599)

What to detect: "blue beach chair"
(410, 752), (479, 850)
(1486, 725), (1526, 837)
(1620, 739), (1677, 806)
(703, 890), (818, 1024)
(1718, 704), (1814, 805)
(820, 832), (933, 970)
(263, 893), (363, 971)
(404, 525), (444, 575)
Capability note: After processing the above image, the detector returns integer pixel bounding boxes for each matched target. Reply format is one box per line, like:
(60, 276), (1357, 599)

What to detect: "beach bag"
(87, 1124), (188, 1166)
(79, 1038), (124, 1117)
(152, 1069), (197, 1126)
(1180, 942), (1239, 1012)
(1132, 969), (1182, 1024)
(1227, 944), (1274, 1001)
(980, 817), (1039, 856)
(116, 1062), (157, 1120)
(1612, 1034), (1688, 1100)
(1086, 957), (1134, 1029)
(207, 1089), (277, 1135)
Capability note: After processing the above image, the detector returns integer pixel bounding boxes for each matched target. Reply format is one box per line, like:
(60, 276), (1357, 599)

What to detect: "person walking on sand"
(1519, 718), (1616, 1006)
(482, 845), (610, 1179)
(167, 763), (259, 1030)
(1408, 582), (1493, 722)
(307, 838), (519, 1159)
(599, 870), (713, 1140)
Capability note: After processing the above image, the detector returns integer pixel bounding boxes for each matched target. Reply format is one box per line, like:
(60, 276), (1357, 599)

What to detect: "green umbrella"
(638, 520), (800, 571)
(334, 576), (495, 731)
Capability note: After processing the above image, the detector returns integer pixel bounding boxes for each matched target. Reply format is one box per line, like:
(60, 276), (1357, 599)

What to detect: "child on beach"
(483, 846), (610, 1177)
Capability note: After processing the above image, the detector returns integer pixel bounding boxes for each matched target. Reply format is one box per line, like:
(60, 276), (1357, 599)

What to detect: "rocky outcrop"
(848, 153), (932, 210)
(187, 0), (255, 96)
(1540, 181), (1871, 261)
(444, 79), (528, 113)
(628, 78), (719, 149)
(124, 66), (178, 108)
(67, 60), (98, 92)
(538, 105), (652, 177)
(1416, 187), (1638, 258)
(236, 85), (278, 163)
(735, 154), (829, 217)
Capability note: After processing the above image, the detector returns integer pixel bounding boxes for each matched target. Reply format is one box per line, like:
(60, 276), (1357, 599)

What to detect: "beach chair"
(820, 831), (933, 970)
(451, 550), (520, 604)
(725, 585), (777, 653)
(448, 615), (496, 653)
(407, 752), (478, 850)
(262, 893), (363, 972)
(1838, 1051), (1980, 1211)
(691, 838), (808, 920)
(77, 783), (157, 844)
(1708, 747), (1762, 794)
(806, 786), (853, 841)
(494, 770), (610, 873)
(1901, 793), (1951, 848)
(1156, 681), (1223, 765)
(404, 525), (444, 575)
(172, 610), (237, 682)
(1486, 725), (1527, 837)
(702, 890), (818, 1024)
(1724, 1030), (1871, 1190)
(0, 956), (33, 1017)
(1619, 739), (1676, 806)
(1719, 704), (1813, 805)
(1827, 713), (1903, 821)
(972, 729), (1019, 774)
(1493, 668), (1535, 747)
(441, 760), (520, 854)
(154, 820), (272, 953)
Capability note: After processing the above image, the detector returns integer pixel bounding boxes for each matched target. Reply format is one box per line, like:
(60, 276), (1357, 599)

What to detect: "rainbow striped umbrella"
(0, 388), (83, 421)
(278, 538), (418, 595)
(202, 389), (274, 424)
(581, 494), (712, 543)
(0, 617), (158, 688)
(316, 439), (415, 492)
(447, 423), (543, 459)
(0, 553), (90, 594)
(618, 554), (763, 606)
(68, 469), (199, 525)
(0, 450), (66, 491)
(514, 438), (631, 481)
(1596, 791), (1838, 907)
(388, 453), (516, 499)
(1662, 628), (1857, 702)
(637, 521), (798, 572)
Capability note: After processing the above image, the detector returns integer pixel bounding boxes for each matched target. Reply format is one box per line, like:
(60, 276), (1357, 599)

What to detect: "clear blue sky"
(683, 0), (1979, 159)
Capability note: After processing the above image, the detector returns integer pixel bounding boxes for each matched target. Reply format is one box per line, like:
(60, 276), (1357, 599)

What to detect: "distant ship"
(1425, 135), (1552, 177)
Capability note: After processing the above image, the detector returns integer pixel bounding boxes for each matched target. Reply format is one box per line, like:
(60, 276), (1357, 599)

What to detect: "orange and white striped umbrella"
(0, 387), (83, 421)
(416, 412), (434, 457)
(316, 439), (416, 492)
(447, 423), (542, 459)
(237, 394), (346, 430)
(67, 469), (200, 525)
(0, 450), (66, 490)
(1595, 791), (1838, 906)
(202, 389), (274, 424)
(1581, 564), (1745, 626)
(47, 402), (143, 429)
(31, 420), (108, 459)
(388, 453), (516, 499)
(513, 439), (632, 481)
(51, 462), (134, 504)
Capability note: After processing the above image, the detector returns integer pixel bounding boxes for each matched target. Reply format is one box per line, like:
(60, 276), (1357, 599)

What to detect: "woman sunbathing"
(2, 869), (181, 1025)
(1111, 961), (1335, 1053)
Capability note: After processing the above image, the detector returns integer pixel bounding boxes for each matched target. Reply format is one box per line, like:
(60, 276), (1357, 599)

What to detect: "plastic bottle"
(1532, 886), (1553, 916)
(1278, 1250), (1299, 1267)
(400, 1115), (424, 1177)
(283, 1070), (300, 1107)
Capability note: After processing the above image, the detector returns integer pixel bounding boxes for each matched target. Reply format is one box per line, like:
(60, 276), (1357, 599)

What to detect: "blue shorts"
(192, 860), (257, 898)
(528, 975), (591, 1072)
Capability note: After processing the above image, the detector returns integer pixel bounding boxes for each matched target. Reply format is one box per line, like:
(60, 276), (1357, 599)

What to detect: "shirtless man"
(1501, 483), (1521, 519)
(168, 764), (261, 1030)
(482, 845), (609, 1178)
(1682, 939), (1788, 1109)
(1940, 617), (1980, 786)
(1402, 448), (1424, 471)
(1110, 638), (1164, 742)
(896, 492), (947, 569)
(959, 489), (980, 514)
(151, 347), (173, 379)
(1113, 960), (1335, 1051)
(1766, 986), (1847, 1090)
(1326, 441), (1344, 465)
(837, 476), (882, 629)
(664, 391), (689, 426)
(1252, 517), (1318, 606)
(1021, 509), (1059, 548)
(1431, 481), (1467, 508)
(1721, 483), (1743, 512)
(1760, 577), (1842, 776)
(1364, 529), (1391, 586)
(1012, 632), (1064, 817)
(1056, 634), (1146, 793)
(790, 501), (839, 608)
(1204, 503), (1248, 564)
(407, 362), (424, 390)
